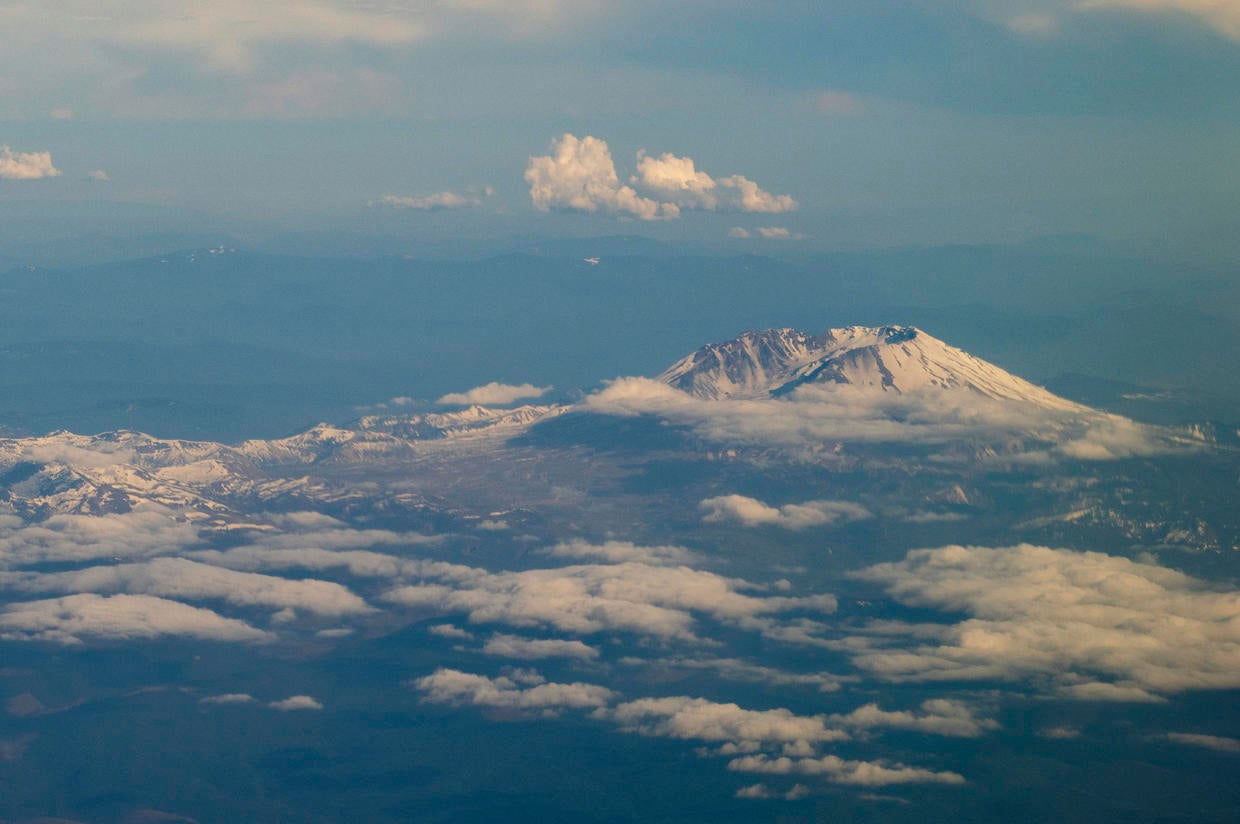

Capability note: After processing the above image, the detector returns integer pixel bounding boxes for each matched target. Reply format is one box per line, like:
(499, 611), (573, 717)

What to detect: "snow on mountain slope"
(0, 404), (568, 519)
(658, 325), (1085, 412)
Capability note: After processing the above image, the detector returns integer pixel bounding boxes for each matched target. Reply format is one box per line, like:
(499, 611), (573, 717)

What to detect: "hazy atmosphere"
(1, 3), (1239, 823)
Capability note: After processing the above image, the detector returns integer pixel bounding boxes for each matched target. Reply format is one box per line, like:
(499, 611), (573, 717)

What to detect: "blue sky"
(1, 0), (1238, 257)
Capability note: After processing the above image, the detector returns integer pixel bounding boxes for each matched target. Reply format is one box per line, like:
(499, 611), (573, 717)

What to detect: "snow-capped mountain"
(658, 325), (1085, 411)
(0, 404), (568, 520)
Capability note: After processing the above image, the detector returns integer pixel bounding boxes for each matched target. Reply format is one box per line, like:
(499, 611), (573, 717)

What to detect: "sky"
(1, 0), (1239, 258)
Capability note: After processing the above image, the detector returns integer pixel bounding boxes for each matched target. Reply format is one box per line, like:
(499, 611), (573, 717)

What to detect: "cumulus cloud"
(845, 544), (1240, 699)
(85, 169), (109, 182)
(526, 134), (675, 221)
(0, 146), (60, 180)
(728, 227), (751, 238)
(373, 190), (488, 211)
(727, 754), (966, 786)
(3, 557), (374, 618)
(632, 151), (797, 213)
(436, 382), (552, 406)
(539, 539), (702, 566)
(481, 633), (600, 661)
(269, 695), (323, 711)
(828, 699), (998, 738)
(700, 495), (871, 530)
(600, 695), (849, 749)
(0, 593), (272, 645)
(414, 667), (615, 712)
(525, 134), (797, 221)
(383, 560), (837, 644)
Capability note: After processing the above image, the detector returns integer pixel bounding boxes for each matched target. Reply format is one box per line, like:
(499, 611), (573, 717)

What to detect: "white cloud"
(828, 699), (998, 738)
(383, 560), (837, 644)
(85, 169), (109, 182)
(482, 633), (600, 661)
(436, 382), (551, 406)
(525, 134), (797, 221)
(601, 696), (849, 749)
(0, 146), (61, 180)
(539, 539), (701, 566)
(428, 623), (475, 641)
(845, 544), (1240, 699)
(269, 695), (323, 711)
(735, 783), (812, 800)
(374, 190), (485, 211)
(4, 557), (374, 618)
(700, 495), (871, 530)
(200, 693), (257, 705)
(414, 668), (615, 711)
(756, 227), (804, 240)
(727, 754), (966, 786)
(728, 227), (751, 238)
(629, 151), (719, 210)
(0, 508), (201, 568)
(49, 107), (75, 120)
(582, 377), (1176, 462)
(716, 176), (798, 214)
(525, 134), (675, 221)
(0, 593), (272, 645)
(631, 152), (797, 214)
(1161, 732), (1240, 753)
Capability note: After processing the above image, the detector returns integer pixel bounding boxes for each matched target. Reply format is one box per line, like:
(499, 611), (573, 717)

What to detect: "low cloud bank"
(845, 544), (1240, 700)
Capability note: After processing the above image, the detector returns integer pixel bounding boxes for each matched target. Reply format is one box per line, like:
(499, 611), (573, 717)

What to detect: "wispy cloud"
(374, 187), (492, 211)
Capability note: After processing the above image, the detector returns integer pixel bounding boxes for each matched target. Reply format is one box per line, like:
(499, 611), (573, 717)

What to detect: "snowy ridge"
(659, 325), (1086, 412)
(0, 404), (566, 518)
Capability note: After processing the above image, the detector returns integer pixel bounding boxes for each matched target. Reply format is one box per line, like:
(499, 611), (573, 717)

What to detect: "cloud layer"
(584, 377), (1177, 462)
(384, 558), (837, 643)
(846, 544), (1240, 700)
(0, 593), (272, 645)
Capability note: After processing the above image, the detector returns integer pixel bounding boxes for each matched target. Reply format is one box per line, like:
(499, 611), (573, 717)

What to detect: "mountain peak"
(658, 324), (1083, 411)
